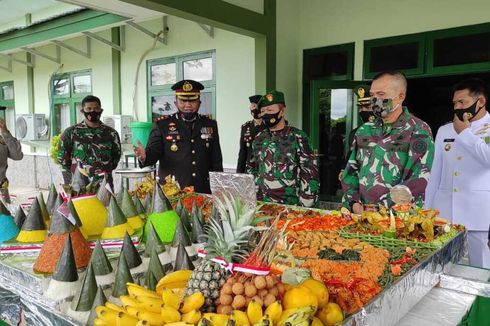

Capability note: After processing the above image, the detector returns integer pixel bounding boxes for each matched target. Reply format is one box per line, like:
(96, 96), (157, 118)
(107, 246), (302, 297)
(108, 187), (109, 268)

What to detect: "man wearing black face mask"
(248, 90), (319, 207)
(425, 78), (490, 268)
(135, 80), (223, 194)
(236, 95), (266, 173)
(58, 95), (121, 187)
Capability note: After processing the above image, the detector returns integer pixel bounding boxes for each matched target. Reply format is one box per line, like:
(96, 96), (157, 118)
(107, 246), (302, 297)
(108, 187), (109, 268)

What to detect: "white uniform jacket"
(425, 112), (490, 231)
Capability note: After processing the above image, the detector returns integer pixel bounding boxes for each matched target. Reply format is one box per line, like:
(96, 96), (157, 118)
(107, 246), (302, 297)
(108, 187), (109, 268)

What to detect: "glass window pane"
(433, 32), (490, 67)
(198, 92), (213, 118)
(54, 78), (70, 96)
(369, 42), (419, 72)
(75, 102), (84, 123)
(73, 75), (92, 94)
(2, 85), (14, 100)
(183, 57), (213, 81)
(151, 95), (177, 121)
(55, 103), (71, 133)
(307, 52), (348, 79)
(151, 63), (177, 86)
(4, 107), (15, 135)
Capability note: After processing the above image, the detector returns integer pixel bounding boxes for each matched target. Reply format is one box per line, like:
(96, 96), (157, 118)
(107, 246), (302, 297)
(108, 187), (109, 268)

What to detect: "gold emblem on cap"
(182, 81), (193, 92)
(266, 94), (273, 102)
(357, 87), (366, 99)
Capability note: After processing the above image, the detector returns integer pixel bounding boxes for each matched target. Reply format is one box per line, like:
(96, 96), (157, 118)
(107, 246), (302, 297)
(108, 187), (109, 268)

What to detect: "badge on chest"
(444, 138), (454, 152)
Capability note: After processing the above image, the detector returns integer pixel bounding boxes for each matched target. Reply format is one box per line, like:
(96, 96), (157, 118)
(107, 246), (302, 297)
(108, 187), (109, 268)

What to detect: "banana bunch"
(276, 306), (316, 326)
(156, 270), (193, 295)
(93, 281), (205, 326)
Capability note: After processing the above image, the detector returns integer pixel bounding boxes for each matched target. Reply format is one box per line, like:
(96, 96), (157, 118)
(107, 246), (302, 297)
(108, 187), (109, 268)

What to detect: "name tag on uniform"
(443, 138), (455, 142)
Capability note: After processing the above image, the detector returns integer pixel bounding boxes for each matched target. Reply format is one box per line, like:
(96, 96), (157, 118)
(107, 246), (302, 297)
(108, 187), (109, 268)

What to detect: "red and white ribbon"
(197, 249), (270, 276)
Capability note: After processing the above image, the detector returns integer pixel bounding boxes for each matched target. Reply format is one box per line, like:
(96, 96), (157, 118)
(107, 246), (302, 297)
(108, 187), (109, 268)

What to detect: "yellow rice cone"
(72, 196), (107, 236)
(100, 223), (134, 240)
(16, 230), (47, 243)
(127, 215), (144, 230)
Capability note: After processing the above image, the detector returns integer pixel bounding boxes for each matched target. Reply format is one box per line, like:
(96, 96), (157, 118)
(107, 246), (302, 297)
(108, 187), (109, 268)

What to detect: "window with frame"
(51, 70), (92, 135)
(0, 81), (15, 136)
(147, 50), (216, 121)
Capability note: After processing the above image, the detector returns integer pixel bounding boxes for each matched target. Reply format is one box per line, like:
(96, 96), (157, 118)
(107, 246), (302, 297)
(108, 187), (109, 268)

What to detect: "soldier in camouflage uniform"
(248, 90), (320, 207)
(341, 71), (434, 213)
(57, 95), (121, 187)
(0, 113), (23, 203)
(236, 95), (266, 173)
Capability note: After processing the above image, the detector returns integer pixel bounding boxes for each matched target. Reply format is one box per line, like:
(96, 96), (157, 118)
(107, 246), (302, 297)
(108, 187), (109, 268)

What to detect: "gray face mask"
(371, 97), (399, 118)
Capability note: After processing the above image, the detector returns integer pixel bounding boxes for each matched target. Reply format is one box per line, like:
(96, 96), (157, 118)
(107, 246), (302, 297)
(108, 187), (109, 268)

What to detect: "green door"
(309, 79), (363, 202)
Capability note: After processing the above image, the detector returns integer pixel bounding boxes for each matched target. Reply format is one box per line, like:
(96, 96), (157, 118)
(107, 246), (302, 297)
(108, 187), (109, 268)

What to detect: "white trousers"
(468, 231), (490, 269)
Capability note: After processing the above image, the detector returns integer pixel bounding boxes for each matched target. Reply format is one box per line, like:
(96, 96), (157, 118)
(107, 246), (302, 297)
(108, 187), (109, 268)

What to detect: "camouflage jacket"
(249, 126), (320, 207)
(57, 121), (121, 184)
(341, 107), (434, 208)
(0, 132), (23, 183)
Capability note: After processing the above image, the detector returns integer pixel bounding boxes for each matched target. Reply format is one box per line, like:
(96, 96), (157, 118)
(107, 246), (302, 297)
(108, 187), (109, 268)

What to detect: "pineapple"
(185, 193), (263, 312)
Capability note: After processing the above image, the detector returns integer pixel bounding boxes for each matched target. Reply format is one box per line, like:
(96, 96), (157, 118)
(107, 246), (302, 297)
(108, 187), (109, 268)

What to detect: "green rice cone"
(71, 263), (97, 311)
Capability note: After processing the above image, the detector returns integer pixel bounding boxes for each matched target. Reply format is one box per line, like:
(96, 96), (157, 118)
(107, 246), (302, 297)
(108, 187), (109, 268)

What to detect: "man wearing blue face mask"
(425, 78), (490, 268)
(341, 71), (434, 213)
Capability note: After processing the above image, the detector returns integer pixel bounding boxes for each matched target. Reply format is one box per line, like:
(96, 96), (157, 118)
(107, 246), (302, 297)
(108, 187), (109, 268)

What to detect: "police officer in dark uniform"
(134, 80), (223, 194)
(236, 95), (266, 173)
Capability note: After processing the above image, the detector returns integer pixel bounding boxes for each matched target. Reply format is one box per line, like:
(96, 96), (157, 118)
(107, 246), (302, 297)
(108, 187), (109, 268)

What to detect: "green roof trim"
(0, 9), (128, 52)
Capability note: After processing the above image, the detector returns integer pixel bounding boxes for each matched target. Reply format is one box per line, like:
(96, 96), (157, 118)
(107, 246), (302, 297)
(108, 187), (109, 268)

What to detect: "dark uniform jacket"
(236, 120), (266, 173)
(141, 113), (223, 194)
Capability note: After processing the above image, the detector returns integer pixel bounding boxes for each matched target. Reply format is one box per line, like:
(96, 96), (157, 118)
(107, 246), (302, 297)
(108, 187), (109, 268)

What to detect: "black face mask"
(251, 109), (261, 119)
(359, 111), (375, 123)
(454, 99), (482, 122)
(83, 110), (102, 123)
(179, 111), (198, 121)
(262, 112), (282, 128)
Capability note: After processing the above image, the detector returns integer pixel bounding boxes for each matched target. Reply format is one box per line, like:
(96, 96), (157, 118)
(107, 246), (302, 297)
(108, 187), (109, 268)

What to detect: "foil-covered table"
(344, 231), (467, 325)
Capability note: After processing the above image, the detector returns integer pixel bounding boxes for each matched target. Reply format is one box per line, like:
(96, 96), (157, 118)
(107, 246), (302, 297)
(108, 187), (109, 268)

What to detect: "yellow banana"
(157, 281), (189, 292)
(137, 310), (165, 326)
(93, 317), (111, 326)
(127, 283), (160, 299)
(115, 311), (139, 326)
(156, 270), (192, 291)
(247, 300), (263, 325)
(161, 305), (182, 323)
(197, 317), (213, 326)
(172, 288), (186, 303)
(265, 301), (282, 324)
(210, 314), (230, 326)
(135, 320), (150, 326)
(229, 310), (251, 326)
(161, 287), (181, 310)
(277, 306), (314, 326)
(106, 302), (127, 313)
(181, 309), (202, 324)
(165, 323), (194, 326)
(180, 292), (205, 314)
(96, 306), (119, 325)
(120, 295), (141, 308)
(132, 295), (164, 314)
(126, 305), (147, 318)
(311, 317), (323, 326)
(254, 314), (273, 326)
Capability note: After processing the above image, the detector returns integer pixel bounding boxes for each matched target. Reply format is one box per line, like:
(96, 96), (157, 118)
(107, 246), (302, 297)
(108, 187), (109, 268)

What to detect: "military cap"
(249, 95), (262, 104)
(257, 90), (286, 109)
(354, 85), (371, 106)
(171, 80), (205, 100)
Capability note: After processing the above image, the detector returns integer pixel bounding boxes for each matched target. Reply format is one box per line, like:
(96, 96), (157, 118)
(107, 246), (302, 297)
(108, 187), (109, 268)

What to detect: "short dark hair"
(372, 70), (408, 91)
(452, 78), (488, 100)
(81, 95), (101, 108)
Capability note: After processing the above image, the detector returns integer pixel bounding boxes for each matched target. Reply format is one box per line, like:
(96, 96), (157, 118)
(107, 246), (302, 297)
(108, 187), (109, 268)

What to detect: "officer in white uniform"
(425, 78), (490, 269)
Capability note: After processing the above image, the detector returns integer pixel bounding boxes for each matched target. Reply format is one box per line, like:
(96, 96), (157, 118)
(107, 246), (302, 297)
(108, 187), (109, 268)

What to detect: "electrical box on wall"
(102, 115), (133, 144)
